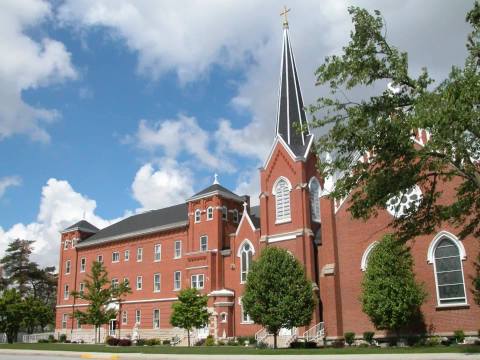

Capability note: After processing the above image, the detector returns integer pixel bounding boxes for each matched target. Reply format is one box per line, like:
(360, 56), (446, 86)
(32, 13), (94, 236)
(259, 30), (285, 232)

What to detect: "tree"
(21, 296), (54, 334)
(0, 289), (26, 343)
(72, 261), (130, 343)
(310, 3), (480, 242)
(242, 247), (315, 349)
(474, 254), (480, 306)
(361, 234), (426, 334)
(170, 288), (209, 347)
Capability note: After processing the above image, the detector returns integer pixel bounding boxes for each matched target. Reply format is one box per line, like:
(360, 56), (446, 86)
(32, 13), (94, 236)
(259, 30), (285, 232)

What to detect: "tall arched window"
(273, 177), (291, 223)
(360, 242), (378, 271)
(238, 240), (254, 283)
(309, 177), (321, 222)
(432, 235), (467, 305)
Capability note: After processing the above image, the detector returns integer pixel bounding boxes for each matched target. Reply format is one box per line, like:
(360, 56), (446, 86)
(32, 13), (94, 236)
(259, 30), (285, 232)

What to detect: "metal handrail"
(303, 322), (324, 342)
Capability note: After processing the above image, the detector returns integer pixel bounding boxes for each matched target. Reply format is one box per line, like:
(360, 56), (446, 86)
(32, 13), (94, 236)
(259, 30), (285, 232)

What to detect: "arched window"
(273, 177), (291, 223)
(238, 240), (255, 283)
(309, 177), (321, 222)
(194, 209), (201, 223)
(360, 242), (378, 271)
(430, 233), (467, 306)
(206, 207), (213, 220)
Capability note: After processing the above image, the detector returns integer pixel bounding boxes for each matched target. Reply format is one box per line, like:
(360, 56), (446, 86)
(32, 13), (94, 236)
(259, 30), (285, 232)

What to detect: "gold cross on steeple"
(280, 6), (291, 28)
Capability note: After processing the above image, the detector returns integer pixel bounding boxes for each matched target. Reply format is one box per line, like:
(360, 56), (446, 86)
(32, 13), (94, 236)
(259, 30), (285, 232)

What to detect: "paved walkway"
(0, 349), (480, 360)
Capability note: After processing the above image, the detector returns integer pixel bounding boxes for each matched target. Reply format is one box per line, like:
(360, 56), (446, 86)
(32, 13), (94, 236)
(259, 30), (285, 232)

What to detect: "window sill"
(240, 321), (254, 325)
(112, 261), (119, 263)
(436, 303), (469, 310)
(275, 218), (291, 225)
(174, 256), (181, 260)
(154, 259), (161, 262)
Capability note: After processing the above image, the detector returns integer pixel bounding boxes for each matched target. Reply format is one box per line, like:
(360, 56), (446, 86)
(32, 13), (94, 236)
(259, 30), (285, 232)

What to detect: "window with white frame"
(122, 310), (127, 325)
(195, 209), (201, 223)
(207, 207), (213, 220)
(153, 273), (161, 292)
(136, 276), (143, 290)
(233, 209), (239, 223)
(123, 277), (129, 288)
(64, 240), (70, 250)
(97, 254), (103, 263)
(64, 284), (69, 300)
(137, 248), (143, 262)
(80, 257), (86, 272)
(154, 244), (162, 262)
(240, 241), (254, 283)
(220, 312), (227, 323)
(239, 297), (252, 323)
(65, 260), (71, 274)
(111, 278), (119, 289)
(62, 314), (68, 329)
(79, 282), (85, 296)
(174, 271), (181, 290)
(153, 309), (160, 329)
(433, 237), (467, 305)
(200, 235), (208, 252)
(112, 251), (120, 263)
(309, 178), (321, 222)
(222, 206), (227, 221)
(191, 274), (204, 289)
(124, 250), (130, 261)
(174, 240), (182, 259)
(360, 242), (378, 271)
(135, 309), (141, 324)
(274, 177), (291, 223)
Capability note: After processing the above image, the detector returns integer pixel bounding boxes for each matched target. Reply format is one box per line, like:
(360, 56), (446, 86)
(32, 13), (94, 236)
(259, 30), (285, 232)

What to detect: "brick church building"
(55, 23), (479, 345)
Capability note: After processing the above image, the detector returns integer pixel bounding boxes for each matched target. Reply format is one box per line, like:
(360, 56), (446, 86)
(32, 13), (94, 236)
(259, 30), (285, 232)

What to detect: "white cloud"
(0, 0), (77, 142)
(0, 176), (22, 198)
(0, 178), (121, 268)
(234, 167), (261, 206)
(131, 160), (194, 211)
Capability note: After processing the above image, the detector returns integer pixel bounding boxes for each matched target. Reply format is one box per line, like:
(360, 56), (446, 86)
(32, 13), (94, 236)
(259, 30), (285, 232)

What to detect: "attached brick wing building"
(55, 24), (479, 344)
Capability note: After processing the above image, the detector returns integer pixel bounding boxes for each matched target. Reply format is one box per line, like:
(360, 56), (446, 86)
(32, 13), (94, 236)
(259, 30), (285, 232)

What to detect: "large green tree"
(361, 234), (426, 334)
(242, 247), (315, 349)
(21, 296), (54, 334)
(170, 287), (209, 347)
(72, 261), (130, 343)
(310, 3), (480, 242)
(0, 289), (26, 343)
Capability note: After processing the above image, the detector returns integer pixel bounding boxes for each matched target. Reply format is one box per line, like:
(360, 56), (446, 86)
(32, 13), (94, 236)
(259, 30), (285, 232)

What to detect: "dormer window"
(273, 177), (292, 223)
(309, 177), (321, 222)
(207, 207), (213, 220)
(222, 206), (227, 221)
(194, 209), (201, 223)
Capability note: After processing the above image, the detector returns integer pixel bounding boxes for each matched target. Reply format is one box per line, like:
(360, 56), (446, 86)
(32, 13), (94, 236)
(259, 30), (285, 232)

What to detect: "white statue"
(132, 322), (140, 343)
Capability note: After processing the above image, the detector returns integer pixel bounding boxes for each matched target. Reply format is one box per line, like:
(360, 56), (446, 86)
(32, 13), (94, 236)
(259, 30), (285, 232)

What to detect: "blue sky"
(0, 0), (472, 267)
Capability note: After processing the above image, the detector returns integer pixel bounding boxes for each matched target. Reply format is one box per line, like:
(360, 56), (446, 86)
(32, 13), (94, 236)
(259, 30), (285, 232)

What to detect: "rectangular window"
(65, 260), (71, 275)
(136, 276), (143, 290)
(111, 278), (119, 289)
(200, 235), (208, 252)
(123, 277), (129, 288)
(124, 250), (130, 261)
(233, 209), (239, 223)
(191, 274), (204, 289)
(154, 244), (161, 262)
(195, 209), (201, 223)
(207, 207), (213, 220)
(174, 271), (181, 290)
(137, 248), (143, 262)
(79, 282), (85, 296)
(97, 255), (103, 263)
(64, 284), (69, 300)
(240, 297), (252, 323)
(62, 314), (68, 329)
(80, 258), (86, 272)
(64, 240), (70, 250)
(222, 206), (227, 221)
(153, 309), (160, 329)
(174, 240), (182, 259)
(153, 273), (161, 292)
(112, 251), (120, 263)
(122, 310), (128, 325)
(135, 309), (141, 324)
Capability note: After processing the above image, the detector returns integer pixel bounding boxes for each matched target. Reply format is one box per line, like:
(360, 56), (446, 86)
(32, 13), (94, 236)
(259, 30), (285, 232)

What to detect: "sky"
(0, 0), (474, 268)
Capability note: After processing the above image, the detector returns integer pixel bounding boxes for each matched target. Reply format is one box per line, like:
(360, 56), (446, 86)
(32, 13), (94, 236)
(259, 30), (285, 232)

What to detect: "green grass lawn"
(0, 343), (479, 355)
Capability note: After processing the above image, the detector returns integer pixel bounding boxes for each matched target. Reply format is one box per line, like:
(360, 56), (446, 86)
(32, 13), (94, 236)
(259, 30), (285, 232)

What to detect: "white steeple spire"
(213, 173), (220, 185)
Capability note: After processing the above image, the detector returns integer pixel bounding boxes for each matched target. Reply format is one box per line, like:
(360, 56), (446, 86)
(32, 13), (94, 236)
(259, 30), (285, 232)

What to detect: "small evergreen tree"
(0, 289), (26, 343)
(474, 254), (480, 306)
(361, 234), (426, 335)
(72, 261), (130, 343)
(242, 247), (315, 349)
(170, 288), (209, 347)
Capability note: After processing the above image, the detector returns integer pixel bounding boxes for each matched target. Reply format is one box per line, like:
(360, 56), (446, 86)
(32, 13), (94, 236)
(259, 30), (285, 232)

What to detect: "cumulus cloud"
(0, 179), (122, 267)
(0, 176), (22, 198)
(131, 159), (194, 211)
(0, 0), (77, 142)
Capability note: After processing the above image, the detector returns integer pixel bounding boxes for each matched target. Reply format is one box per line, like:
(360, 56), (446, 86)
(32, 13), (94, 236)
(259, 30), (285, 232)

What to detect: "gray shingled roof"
(62, 220), (99, 234)
(249, 205), (261, 228)
(76, 203), (188, 248)
(189, 183), (244, 202)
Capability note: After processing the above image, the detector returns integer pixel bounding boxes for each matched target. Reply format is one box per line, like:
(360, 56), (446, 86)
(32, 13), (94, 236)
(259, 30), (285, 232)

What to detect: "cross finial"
(213, 173), (220, 185)
(280, 6), (291, 28)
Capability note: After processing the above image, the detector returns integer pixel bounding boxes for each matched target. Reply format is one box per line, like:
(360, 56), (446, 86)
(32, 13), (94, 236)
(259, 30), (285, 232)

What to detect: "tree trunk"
(273, 332), (277, 349)
(187, 329), (191, 347)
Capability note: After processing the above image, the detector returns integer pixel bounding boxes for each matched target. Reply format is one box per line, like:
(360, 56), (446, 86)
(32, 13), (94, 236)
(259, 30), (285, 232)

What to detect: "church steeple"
(276, 20), (311, 155)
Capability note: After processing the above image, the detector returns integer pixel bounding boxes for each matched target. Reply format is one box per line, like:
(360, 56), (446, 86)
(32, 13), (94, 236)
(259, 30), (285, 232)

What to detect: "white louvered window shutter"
(275, 179), (291, 222)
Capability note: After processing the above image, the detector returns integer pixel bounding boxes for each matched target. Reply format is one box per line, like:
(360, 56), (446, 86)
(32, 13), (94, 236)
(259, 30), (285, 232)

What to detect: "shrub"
(38, 339), (49, 343)
(256, 341), (269, 349)
(118, 339), (132, 346)
(406, 335), (421, 346)
(331, 340), (344, 348)
(205, 335), (215, 346)
(236, 336), (248, 345)
(135, 339), (146, 346)
(227, 339), (238, 346)
(441, 337), (452, 346)
(145, 338), (160, 346)
(217, 340), (225, 346)
(106, 337), (120, 346)
(344, 332), (355, 346)
(59, 334), (67, 343)
(246, 335), (257, 346)
(454, 330), (465, 344)
(195, 338), (206, 346)
(425, 336), (441, 346)
(289, 341), (304, 348)
(162, 339), (171, 345)
(363, 331), (375, 345)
